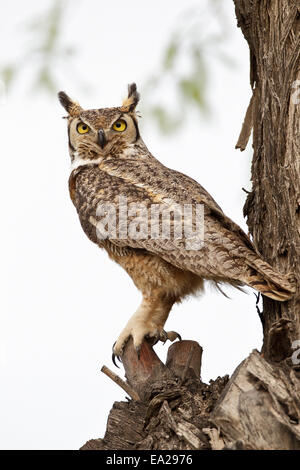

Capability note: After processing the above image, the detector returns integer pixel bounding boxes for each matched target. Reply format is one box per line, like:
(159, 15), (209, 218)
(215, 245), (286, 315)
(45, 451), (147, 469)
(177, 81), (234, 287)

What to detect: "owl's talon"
(165, 330), (182, 342)
(176, 332), (182, 341)
(160, 330), (168, 343)
(112, 342), (122, 367)
(113, 326), (182, 364)
(112, 352), (119, 368)
(145, 333), (160, 346)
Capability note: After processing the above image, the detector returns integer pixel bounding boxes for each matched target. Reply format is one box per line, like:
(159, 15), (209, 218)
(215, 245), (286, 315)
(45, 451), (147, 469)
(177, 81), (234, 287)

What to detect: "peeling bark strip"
(235, 91), (255, 151)
(234, 0), (300, 361)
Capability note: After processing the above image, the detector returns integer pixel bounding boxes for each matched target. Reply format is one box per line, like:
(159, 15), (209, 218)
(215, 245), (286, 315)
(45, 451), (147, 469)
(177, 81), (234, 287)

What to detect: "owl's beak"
(98, 129), (106, 149)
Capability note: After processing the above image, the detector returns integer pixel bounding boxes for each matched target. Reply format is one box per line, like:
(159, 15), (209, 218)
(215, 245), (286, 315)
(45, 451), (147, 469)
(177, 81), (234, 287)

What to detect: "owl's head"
(58, 83), (140, 163)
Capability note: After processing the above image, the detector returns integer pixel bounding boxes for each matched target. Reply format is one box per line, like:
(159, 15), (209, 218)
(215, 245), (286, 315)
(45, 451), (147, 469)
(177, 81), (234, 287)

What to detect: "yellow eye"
(76, 122), (90, 134)
(112, 119), (127, 132)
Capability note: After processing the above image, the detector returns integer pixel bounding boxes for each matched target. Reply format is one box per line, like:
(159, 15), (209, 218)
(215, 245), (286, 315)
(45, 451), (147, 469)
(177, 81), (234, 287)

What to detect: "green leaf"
(1, 66), (16, 89)
(179, 77), (205, 109)
(163, 40), (179, 70)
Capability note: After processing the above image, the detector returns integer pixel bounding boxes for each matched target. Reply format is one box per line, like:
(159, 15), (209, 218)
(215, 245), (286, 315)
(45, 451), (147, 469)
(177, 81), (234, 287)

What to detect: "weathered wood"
(166, 340), (202, 381)
(158, 400), (204, 450)
(83, 342), (300, 450)
(202, 427), (226, 450)
(235, 91), (255, 151)
(211, 350), (300, 450)
(81, 400), (148, 450)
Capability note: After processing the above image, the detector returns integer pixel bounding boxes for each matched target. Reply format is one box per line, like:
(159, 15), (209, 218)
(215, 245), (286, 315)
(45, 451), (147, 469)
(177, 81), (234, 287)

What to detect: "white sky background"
(0, 0), (263, 450)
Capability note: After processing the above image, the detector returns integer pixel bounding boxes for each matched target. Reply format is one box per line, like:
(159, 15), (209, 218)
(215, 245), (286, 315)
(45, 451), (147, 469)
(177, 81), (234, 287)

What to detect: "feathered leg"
(113, 294), (180, 360)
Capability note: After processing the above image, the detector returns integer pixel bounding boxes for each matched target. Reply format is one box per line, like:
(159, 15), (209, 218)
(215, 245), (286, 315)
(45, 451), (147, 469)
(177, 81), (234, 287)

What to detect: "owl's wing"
(74, 165), (255, 283)
(98, 154), (257, 254)
(105, 216), (249, 284)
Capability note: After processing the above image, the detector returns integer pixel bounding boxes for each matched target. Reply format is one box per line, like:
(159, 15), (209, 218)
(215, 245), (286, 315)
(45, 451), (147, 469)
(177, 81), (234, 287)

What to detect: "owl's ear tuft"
(122, 83), (140, 112)
(58, 91), (82, 117)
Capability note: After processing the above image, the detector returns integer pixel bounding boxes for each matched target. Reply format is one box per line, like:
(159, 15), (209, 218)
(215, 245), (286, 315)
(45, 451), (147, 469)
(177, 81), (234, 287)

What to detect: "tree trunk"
(81, 1), (300, 451)
(234, 0), (300, 362)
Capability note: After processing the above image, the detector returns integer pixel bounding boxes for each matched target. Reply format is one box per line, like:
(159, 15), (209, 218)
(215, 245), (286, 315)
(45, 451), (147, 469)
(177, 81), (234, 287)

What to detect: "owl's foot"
(112, 324), (181, 366)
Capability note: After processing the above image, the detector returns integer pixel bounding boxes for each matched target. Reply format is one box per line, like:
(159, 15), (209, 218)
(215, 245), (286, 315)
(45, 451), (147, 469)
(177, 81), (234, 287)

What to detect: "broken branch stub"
(121, 338), (173, 401)
(120, 339), (203, 401)
(166, 340), (203, 381)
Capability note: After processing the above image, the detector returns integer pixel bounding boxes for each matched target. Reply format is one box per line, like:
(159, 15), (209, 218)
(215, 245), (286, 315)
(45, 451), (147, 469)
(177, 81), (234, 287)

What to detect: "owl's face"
(58, 84), (140, 162)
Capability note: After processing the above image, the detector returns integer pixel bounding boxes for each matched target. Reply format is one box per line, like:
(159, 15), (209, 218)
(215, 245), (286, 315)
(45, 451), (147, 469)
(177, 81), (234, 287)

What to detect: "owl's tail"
(244, 256), (296, 301)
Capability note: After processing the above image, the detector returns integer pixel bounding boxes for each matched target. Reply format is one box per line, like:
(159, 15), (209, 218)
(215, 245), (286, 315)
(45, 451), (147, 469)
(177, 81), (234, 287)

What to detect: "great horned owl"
(58, 84), (294, 361)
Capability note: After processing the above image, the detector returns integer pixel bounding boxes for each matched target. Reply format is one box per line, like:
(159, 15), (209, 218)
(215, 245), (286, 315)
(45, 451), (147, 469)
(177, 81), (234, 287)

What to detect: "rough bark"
(234, 0), (300, 362)
(211, 350), (300, 449)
